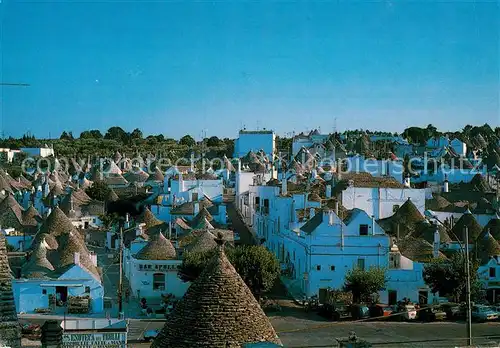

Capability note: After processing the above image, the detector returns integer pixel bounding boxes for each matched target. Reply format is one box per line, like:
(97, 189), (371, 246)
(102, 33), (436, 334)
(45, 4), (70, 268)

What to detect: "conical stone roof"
(152, 233), (281, 348)
(0, 194), (24, 230)
(139, 208), (163, 229)
(22, 205), (41, 227)
(184, 230), (218, 254)
(136, 232), (176, 260)
(149, 167), (165, 182)
(377, 198), (425, 238)
(451, 212), (482, 243)
(21, 242), (55, 279)
(483, 215), (500, 241)
(476, 232), (500, 264)
(39, 206), (79, 238)
(0, 233), (21, 348)
(107, 188), (119, 202)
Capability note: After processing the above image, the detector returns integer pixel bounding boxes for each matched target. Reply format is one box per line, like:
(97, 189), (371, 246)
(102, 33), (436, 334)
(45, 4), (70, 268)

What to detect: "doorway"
(388, 290), (397, 305)
(56, 286), (68, 305)
(419, 290), (428, 304)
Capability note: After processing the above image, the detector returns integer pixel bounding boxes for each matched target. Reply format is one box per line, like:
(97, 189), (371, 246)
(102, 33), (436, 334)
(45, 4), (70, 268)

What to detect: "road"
(125, 318), (500, 347)
(226, 201), (258, 245)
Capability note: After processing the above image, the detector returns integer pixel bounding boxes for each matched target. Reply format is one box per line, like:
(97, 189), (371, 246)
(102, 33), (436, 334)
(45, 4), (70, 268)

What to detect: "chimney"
(194, 202), (200, 215)
(74, 252), (80, 266)
(326, 185), (332, 199)
(371, 215), (375, 235)
(309, 207), (315, 219)
(324, 209), (335, 225)
(168, 221), (172, 239)
(125, 213), (130, 229)
(433, 223), (440, 258)
(282, 178), (287, 195)
(334, 200), (339, 216)
(443, 175), (449, 193)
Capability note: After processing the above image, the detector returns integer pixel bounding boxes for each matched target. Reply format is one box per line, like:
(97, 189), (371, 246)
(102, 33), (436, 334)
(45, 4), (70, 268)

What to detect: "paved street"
(123, 318), (500, 347)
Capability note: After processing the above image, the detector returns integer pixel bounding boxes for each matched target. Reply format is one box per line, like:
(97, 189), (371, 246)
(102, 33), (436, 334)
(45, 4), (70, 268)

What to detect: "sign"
(139, 263), (180, 271)
(62, 332), (127, 348)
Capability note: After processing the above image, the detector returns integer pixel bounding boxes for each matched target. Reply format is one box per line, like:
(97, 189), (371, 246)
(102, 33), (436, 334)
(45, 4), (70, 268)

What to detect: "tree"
(99, 213), (120, 229)
(85, 181), (112, 202)
(179, 135), (195, 147)
(104, 126), (128, 142)
(423, 252), (483, 303)
(60, 131), (74, 141)
(343, 267), (387, 303)
(178, 245), (280, 299)
(80, 129), (103, 139)
(130, 128), (143, 140)
(206, 136), (221, 147)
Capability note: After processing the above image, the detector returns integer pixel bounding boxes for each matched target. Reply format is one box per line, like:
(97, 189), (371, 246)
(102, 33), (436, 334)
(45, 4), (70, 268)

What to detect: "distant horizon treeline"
(0, 123), (499, 159)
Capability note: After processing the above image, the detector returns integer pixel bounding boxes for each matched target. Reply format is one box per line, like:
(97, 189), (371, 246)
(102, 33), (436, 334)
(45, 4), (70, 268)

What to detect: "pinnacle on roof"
(151, 233), (281, 348)
(135, 232), (177, 260)
(0, 233), (22, 348)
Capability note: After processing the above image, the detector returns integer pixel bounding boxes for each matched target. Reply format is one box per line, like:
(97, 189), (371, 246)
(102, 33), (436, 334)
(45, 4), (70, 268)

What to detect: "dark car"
(418, 305), (447, 322)
(317, 303), (351, 321)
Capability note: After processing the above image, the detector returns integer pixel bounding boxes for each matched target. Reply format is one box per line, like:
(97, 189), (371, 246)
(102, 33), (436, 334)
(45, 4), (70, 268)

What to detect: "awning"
(40, 284), (83, 288)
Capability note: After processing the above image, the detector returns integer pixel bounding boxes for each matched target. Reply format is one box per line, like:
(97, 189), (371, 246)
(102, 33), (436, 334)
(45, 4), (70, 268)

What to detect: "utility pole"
(118, 226), (124, 318)
(465, 226), (472, 346)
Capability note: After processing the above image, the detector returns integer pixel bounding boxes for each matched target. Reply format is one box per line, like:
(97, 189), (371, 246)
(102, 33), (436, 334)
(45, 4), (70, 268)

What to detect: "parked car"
(392, 304), (417, 321)
(350, 304), (371, 320)
(317, 303), (351, 321)
(144, 329), (160, 342)
(441, 302), (464, 320)
(418, 305), (447, 322)
(471, 305), (498, 322)
(369, 304), (393, 319)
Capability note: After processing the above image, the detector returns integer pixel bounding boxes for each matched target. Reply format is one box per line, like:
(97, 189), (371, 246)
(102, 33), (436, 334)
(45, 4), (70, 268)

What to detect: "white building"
(124, 232), (189, 301)
(292, 130), (330, 157)
(20, 146), (55, 158)
(336, 174), (426, 219)
(239, 176), (435, 304)
(234, 130), (276, 159)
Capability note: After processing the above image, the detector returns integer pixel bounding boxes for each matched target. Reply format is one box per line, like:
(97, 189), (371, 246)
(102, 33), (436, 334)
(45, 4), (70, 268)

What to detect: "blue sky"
(1, 1), (499, 139)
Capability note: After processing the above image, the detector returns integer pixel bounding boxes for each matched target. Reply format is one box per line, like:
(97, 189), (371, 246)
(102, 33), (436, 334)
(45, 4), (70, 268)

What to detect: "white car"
(144, 329), (160, 342)
(403, 305), (417, 320)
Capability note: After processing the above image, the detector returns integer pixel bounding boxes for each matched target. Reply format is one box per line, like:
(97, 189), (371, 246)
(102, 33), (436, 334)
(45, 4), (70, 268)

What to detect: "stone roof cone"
(152, 233), (281, 348)
(0, 233), (21, 348)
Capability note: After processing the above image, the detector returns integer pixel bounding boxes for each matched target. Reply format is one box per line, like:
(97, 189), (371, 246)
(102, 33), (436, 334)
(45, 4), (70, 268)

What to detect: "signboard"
(62, 332), (127, 348)
(138, 263), (180, 271)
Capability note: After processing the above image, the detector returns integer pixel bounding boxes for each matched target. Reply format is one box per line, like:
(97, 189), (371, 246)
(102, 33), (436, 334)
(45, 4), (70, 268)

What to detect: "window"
(42, 289), (47, 295)
(153, 273), (166, 291)
(393, 205), (400, 213)
(316, 265), (321, 271)
(85, 286), (90, 293)
(330, 265), (335, 271)
(357, 258), (365, 270)
(263, 199), (270, 214)
(359, 224), (369, 236)
(192, 192), (198, 201)
(255, 197), (260, 208)
(490, 267), (496, 278)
